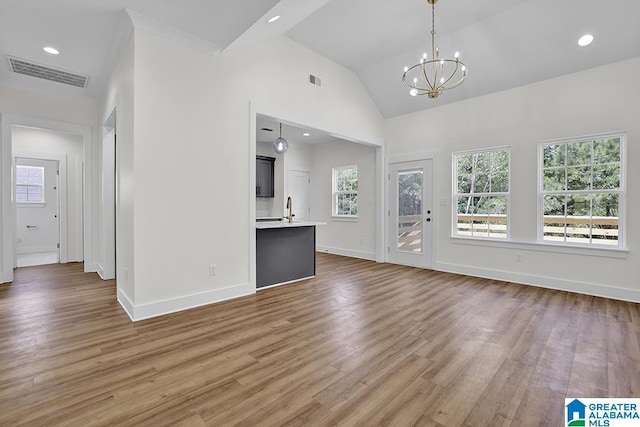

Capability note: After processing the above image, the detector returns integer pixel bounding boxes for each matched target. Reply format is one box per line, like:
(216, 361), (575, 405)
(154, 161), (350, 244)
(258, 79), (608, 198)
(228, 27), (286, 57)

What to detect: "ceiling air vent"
(7, 56), (88, 88)
(309, 74), (322, 87)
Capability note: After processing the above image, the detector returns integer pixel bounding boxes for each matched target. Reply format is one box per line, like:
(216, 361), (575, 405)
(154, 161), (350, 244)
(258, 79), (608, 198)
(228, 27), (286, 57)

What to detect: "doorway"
(15, 158), (60, 267)
(101, 108), (117, 280)
(387, 159), (434, 268)
(1, 115), (93, 284)
(288, 169), (310, 221)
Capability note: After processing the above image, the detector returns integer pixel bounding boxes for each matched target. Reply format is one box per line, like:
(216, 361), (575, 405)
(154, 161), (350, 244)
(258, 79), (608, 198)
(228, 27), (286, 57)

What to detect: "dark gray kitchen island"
(256, 221), (325, 288)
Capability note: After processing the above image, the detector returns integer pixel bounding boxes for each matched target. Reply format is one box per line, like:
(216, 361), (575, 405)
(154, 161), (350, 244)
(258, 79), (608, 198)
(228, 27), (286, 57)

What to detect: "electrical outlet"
(209, 264), (217, 276)
(515, 253), (523, 263)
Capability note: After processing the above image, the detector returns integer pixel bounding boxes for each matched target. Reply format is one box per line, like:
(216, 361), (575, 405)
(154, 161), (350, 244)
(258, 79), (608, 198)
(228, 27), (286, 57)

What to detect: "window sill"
(450, 236), (628, 259)
(332, 216), (358, 222)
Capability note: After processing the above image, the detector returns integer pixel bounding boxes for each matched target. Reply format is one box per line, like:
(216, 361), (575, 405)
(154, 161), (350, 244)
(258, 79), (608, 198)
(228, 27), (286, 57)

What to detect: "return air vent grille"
(309, 74), (322, 87)
(7, 56), (88, 88)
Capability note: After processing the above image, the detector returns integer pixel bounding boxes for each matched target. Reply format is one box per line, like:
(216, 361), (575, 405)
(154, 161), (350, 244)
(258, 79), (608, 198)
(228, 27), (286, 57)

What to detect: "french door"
(387, 159), (433, 268)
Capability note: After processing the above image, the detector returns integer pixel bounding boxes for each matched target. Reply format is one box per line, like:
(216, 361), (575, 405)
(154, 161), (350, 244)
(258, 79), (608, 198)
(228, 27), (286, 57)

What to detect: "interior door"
(289, 170), (310, 221)
(387, 159), (433, 268)
(15, 158), (60, 263)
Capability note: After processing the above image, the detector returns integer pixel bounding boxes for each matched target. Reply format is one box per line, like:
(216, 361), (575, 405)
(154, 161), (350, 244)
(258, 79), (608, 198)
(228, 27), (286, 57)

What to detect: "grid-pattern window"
(16, 165), (45, 203)
(454, 148), (509, 239)
(333, 166), (358, 217)
(540, 133), (624, 247)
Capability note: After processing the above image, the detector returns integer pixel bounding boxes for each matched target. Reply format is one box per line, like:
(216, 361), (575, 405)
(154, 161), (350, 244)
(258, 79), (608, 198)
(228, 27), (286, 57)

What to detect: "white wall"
(114, 30), (383, 318)
(285, 142), (313, 174)
(12, 126), (84, 261)
(311, 141), (377, 260)
(98, 31), (136, 306)
(384, 57), (640, 302)
(283, 142), (313, 217)
(0, 85), (97, 126)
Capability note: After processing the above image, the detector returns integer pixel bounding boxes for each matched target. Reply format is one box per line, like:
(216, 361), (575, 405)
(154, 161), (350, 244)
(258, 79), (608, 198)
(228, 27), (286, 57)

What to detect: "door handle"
(26, 225), (38, 228)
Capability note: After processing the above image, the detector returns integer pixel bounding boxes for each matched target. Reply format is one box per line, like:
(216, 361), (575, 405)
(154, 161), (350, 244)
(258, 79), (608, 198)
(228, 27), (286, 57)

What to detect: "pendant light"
(273, 123), (289, 154)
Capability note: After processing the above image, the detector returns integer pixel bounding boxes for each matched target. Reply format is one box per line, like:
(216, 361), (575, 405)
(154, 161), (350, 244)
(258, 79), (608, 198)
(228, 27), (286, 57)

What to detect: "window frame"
(452, 146), (511, 240)
(15, 165), (46, 204)
(537, 131), (627, 249)
(332, 165), (358, 218)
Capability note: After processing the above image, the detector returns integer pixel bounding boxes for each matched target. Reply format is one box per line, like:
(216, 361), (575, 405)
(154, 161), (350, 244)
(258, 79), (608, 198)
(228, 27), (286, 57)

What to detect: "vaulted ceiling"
(2, 0), (639, 118)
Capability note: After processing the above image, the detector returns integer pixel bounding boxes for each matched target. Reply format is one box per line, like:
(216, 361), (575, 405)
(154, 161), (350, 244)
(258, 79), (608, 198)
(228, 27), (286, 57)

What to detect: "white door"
(289, 170), (310, 221)
(15, 158), (60, 265)
(387, 159), (433, 268)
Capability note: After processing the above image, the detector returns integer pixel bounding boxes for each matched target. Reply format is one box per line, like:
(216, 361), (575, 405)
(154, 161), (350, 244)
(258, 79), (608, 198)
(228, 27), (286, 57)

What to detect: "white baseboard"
(118, 283), (255, 322)
(0, 272), (11, 284)
(16, 245), (58, 254)
(84, 262), (98, 273)
(316, 245), (376, 261)
(96, 263), (105, 280)
(117, 288), (135, 321)
(435, 261), (640, 304)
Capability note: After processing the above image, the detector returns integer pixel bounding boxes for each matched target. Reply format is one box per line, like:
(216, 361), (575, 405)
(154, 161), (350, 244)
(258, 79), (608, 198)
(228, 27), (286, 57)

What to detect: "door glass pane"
(397, 169), (423, 253)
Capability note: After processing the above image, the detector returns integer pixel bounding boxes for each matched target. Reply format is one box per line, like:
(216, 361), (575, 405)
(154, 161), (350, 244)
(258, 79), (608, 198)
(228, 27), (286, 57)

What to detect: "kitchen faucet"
(285, 196), (295, 223)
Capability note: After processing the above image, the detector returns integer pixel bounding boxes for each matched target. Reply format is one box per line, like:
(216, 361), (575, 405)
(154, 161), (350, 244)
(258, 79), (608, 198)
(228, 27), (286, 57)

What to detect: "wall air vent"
(309, 74), (322, 87)
(7, 56), (88, 88)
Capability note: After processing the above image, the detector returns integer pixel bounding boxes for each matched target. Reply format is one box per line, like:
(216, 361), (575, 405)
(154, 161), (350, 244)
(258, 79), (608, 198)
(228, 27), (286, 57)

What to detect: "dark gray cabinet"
(256, 155), (275, 197)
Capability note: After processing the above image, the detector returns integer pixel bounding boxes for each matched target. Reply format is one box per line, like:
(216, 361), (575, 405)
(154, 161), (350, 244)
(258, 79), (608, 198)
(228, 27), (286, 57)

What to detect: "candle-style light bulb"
(404, 66), (408, 73)
(423, 53), (427, 60)
(455, 51), (460, 59)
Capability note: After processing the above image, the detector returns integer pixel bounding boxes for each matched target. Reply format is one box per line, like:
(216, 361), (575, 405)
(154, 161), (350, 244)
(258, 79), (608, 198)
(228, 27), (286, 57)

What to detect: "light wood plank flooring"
(1, 253), (639, 426)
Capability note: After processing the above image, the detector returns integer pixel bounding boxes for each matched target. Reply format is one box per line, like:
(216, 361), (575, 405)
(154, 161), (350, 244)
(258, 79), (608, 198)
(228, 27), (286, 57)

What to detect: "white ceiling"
(2, 0), (639, 117)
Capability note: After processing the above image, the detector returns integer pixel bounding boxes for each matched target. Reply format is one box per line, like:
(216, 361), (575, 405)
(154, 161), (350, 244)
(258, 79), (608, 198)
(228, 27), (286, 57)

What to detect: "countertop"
(256, 220), (327, 229)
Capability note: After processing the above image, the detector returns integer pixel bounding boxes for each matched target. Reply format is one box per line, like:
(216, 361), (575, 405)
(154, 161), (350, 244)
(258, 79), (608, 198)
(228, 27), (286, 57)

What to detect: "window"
(453, 148), (509, 239)
(16, 165), (45, 203)
(333, 166), (358, 217)
(539, 133), (625, 247)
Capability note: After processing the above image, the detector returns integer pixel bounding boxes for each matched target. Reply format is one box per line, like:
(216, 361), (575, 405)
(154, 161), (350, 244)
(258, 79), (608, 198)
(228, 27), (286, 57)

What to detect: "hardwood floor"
(1, 254), (639, 426)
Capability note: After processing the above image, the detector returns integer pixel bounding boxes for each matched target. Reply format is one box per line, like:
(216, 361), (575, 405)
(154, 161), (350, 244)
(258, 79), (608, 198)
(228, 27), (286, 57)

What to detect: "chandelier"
(273, 123), (289, 154)
(402, 0), (468, 99)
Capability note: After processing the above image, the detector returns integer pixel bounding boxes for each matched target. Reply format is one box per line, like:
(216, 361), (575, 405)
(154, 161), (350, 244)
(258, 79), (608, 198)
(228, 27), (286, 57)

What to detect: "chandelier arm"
(439, 60), (459, 89)
(421, 63), (435, 91)
(442, 62), (469, 91)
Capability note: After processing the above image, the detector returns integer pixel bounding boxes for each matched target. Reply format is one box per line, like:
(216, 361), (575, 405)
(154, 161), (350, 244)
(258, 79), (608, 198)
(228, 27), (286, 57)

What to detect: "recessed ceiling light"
(578, 34), (594, 47)
(302, 133), (310, 137)
(268, 15), (280, 23)
(43, 46), (60, 55)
